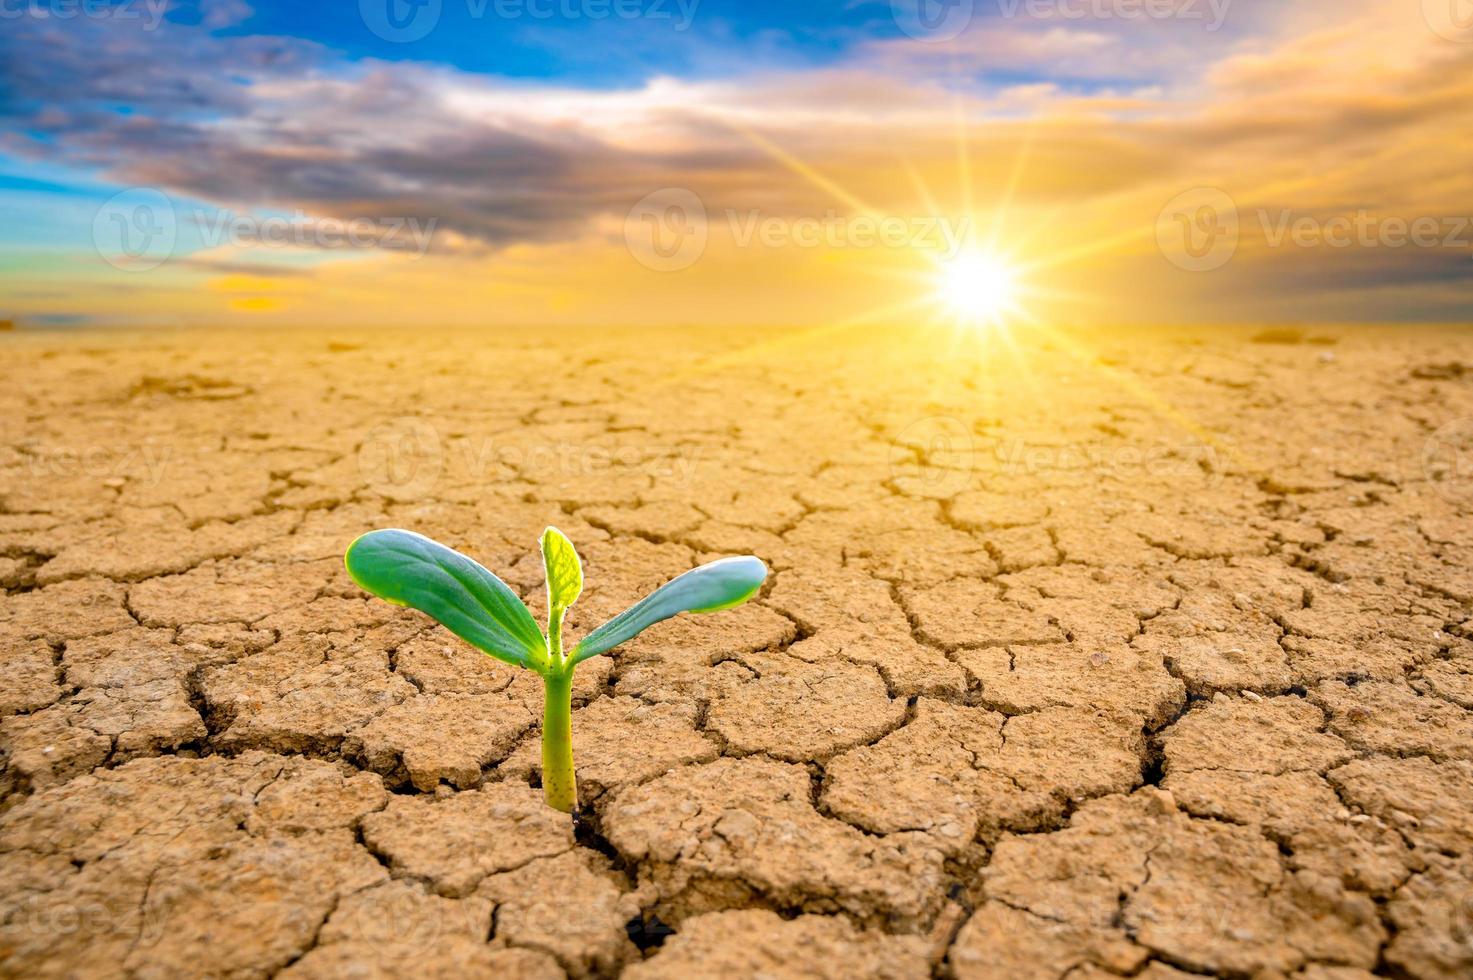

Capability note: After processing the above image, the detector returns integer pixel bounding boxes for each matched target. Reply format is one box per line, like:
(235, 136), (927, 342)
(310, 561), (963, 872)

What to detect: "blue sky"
(2, 0), (1470, 328)
(226, 0), (893, 82)
(0, 0), (1006, 257)
(0, 0), (909, 236)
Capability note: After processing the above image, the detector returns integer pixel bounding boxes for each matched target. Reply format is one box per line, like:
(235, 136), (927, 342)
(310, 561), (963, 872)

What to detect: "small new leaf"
(571, 555), (766, 664)
(541, 526), (583, 614)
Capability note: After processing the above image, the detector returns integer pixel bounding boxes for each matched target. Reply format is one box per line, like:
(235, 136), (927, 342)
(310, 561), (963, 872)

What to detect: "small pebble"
(1242, 691), (1263, 703)
(1089, 652), (1110, 668)
(1318, 351), (1336, 364)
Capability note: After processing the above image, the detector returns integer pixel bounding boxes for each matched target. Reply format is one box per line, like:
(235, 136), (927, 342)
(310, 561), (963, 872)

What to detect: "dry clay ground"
(1, 324), (1472, 980)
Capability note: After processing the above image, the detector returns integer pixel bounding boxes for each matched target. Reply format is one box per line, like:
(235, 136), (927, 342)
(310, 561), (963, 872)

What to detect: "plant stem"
(541, 670), (577, 813)
(547, 606), (565, 666)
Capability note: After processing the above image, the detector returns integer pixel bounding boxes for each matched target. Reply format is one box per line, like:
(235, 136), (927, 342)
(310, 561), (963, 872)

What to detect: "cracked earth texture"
(2, 324), (1472, 979)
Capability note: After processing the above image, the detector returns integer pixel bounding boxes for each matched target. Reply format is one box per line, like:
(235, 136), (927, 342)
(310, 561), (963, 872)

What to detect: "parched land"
(1, 323), (1471, 979)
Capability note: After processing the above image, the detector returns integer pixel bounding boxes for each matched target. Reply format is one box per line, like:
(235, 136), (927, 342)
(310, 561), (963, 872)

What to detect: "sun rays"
(671, 105), (1241, 461)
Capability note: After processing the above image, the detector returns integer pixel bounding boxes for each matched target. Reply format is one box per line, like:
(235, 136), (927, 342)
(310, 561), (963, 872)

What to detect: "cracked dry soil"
(2, 324), (1472, 979)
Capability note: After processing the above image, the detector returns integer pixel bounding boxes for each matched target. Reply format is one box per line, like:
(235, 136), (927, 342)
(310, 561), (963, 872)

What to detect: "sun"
(935, 252), (1021, 326)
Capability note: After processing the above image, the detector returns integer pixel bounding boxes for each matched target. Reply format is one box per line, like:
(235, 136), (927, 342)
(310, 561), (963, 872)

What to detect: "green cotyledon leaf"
(345, 529), (546, 670)
(570, 555), (766, 665)
(540, 526), (583, 615)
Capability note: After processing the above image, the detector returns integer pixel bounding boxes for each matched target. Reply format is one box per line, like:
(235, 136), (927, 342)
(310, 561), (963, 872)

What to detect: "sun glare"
(936, 252), (1020, 325)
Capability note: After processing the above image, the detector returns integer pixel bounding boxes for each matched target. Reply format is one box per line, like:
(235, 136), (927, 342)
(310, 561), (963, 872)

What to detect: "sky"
(1, 0), (1471, 329)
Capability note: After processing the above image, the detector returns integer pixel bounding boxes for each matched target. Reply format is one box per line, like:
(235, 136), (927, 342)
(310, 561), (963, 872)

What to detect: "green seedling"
(344, 527), (766, 813)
